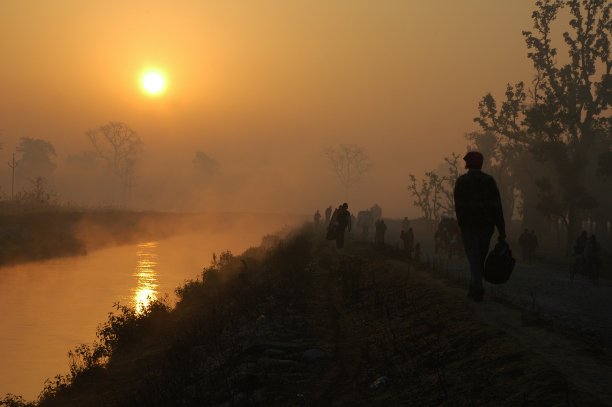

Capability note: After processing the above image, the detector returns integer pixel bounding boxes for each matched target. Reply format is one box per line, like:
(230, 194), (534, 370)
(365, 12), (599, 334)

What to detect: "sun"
(140, 69), (167, 96)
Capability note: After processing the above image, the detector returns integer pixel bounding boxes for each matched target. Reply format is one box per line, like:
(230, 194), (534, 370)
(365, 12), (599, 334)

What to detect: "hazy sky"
(0, 1), (538, 216)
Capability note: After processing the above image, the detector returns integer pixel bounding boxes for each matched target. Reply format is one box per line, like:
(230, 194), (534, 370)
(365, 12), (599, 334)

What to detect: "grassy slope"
(14, 225), (607, 406)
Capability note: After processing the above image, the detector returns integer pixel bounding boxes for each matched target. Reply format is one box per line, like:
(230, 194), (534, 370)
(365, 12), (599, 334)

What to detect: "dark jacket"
(335, 208), (352, 231)
(454, 169), (505, 236)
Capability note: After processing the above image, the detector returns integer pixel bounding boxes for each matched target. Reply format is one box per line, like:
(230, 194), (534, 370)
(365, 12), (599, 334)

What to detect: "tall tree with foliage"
(475, 0), (610, 248)
(16, 137), (57, 182)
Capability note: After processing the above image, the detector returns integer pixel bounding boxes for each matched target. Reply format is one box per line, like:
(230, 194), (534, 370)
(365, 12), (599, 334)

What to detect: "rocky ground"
(12, 225), (612, 406)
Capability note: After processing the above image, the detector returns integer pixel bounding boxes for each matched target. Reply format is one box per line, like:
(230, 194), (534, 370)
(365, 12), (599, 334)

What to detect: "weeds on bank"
(33, 225), (314, 406)
(124, 226), (314, 405)
(3, 226), (313, 406)
(0, 297), (165, 407)
(0, 394), (36, 407)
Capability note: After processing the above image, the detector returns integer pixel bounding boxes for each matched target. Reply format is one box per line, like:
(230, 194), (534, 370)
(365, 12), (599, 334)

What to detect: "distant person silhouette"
(313, 210), (321, 228)
(325, 206), (333, 224)
(454, 151), (506, 302)
(375, 219), (387, 246)
(357, 210), (372, 241)
(573, 230), (588, 256)
(401, 217), (411, 234)
(584, 234), (602, 279)
(572, 230), (589, 275)
(401, 227), (414, 258)
(334, 203), (352, 249)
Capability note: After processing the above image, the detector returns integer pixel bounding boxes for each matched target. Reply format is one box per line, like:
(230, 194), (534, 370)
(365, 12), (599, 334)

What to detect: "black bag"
(484, 239), (516, 284)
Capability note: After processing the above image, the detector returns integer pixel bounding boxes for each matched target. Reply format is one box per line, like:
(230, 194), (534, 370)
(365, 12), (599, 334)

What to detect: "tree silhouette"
(15, 176), (55, 205)
(325, 144), (372, 199)
(475, 0), (610, 249)
(86, 121), (143, 206)
(192, 151), (219, 183)
(16, 137), (57, 182)
(408, 153), (460, 223)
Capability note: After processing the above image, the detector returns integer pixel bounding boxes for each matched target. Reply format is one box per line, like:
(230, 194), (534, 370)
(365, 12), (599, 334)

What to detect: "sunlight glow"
(133, 242), (159, 313)
(140, 70), (167, 96)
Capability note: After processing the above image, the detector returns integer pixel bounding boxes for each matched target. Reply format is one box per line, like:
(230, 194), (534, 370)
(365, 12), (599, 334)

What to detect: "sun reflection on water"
(133, 242), (159, 314)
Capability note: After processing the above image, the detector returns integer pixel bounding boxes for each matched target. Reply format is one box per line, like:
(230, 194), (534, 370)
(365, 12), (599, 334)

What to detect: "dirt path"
(471, 299), (612, 406)
(303, 241), (608, 405)
(428, 253), (612, 348)
(417, 254), (612, 406)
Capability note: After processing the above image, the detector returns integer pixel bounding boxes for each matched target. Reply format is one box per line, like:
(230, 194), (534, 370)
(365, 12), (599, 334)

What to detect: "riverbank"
(3, 224), (610, 406)
(0, 207), (304, 267)
(0, 208), (184, 266)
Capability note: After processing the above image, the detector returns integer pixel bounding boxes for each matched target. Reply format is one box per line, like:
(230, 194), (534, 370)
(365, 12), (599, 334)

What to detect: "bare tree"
(325, 144), (372, 198)
(15, 176), (55, 205)
(408, 153), (460, 224)
(86, 121), (143, 205)
(192, 151), (219, 183)
(408, 172), (441, 222)
(440, 153), (461, 214)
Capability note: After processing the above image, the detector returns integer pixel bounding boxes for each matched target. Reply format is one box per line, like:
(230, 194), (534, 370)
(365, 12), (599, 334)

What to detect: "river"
(0, 225), (295, 401)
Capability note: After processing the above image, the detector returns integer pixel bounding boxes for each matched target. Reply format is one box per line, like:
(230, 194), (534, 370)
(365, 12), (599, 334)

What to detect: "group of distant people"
(311, 151), (606, 304)
(518, 229), (539, 263)
(314, 204), (421, 262)
(314, 203), (352, 248)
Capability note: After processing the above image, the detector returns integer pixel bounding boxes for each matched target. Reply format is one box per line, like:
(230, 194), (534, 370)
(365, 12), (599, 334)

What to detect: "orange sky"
(0, 1), (537, 216)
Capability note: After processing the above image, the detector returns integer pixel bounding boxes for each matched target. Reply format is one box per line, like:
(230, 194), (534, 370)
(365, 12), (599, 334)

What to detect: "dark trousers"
(336, 227), (346, 248)
(461, 230), (493, 294)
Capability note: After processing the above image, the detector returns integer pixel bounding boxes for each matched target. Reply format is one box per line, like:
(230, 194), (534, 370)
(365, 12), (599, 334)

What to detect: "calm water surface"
(0, 229), (276, 400)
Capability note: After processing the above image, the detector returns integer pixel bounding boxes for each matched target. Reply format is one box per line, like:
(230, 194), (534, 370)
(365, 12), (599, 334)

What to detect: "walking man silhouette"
(454, 151), (506, 302)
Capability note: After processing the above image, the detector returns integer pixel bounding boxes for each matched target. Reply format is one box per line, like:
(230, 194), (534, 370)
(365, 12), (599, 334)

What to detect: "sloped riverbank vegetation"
(2, 224), (608, 406)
